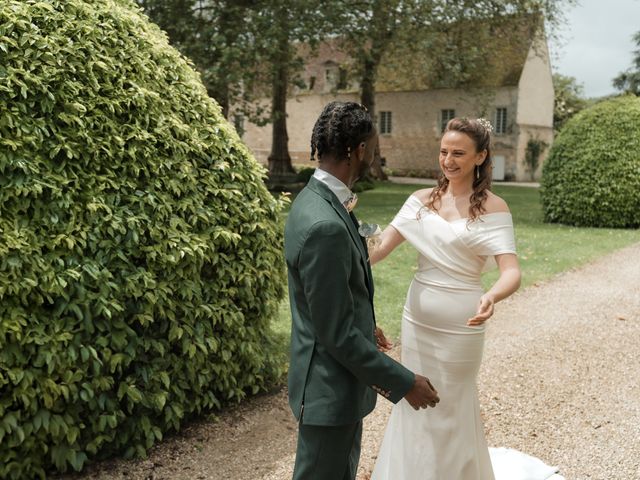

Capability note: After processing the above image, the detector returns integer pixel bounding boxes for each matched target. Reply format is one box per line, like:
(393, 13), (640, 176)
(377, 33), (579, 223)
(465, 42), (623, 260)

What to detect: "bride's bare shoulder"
(484, 191), (511, 214)
(411, 188), (434, 204)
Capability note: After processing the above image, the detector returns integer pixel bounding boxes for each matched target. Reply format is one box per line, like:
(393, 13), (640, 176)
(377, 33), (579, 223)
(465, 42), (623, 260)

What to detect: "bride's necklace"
(442, 191), (472, 203)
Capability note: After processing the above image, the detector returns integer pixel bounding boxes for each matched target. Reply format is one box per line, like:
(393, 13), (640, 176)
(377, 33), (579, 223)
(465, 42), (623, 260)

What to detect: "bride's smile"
(439, 130), (487, 182)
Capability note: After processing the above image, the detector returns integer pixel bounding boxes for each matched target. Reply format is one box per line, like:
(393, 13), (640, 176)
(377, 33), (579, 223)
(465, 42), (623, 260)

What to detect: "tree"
(253, 0), (344, 179)
(338, 0), (407, 180)
(140, 1), (575, 181)
(254, 1), (297, 178)
(553, 73), (587, 131)
(337, 0), (576, 179)
(613, 30), (640, 96)
(139, 1), (267, 120)
(140, 1), (344, 180)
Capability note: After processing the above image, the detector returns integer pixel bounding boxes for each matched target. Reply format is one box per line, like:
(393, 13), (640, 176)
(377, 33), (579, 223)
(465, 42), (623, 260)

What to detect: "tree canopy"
(613, 30), (640, 96)
(553, 73), (587, 131)
(139, 1), (576, 177)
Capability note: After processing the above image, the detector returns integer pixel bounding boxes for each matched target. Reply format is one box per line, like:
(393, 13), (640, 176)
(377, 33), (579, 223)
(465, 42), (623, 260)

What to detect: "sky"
(549, 0), (640, 98)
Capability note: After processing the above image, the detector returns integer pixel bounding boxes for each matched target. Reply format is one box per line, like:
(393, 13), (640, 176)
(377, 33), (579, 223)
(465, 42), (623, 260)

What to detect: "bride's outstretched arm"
(369, 225), (406, 265)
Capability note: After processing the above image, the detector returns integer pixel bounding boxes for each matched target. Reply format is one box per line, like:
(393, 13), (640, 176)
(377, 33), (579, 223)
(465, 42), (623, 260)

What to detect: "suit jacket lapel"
(349, 210), (375, 299)
(307, 178), (373, 295)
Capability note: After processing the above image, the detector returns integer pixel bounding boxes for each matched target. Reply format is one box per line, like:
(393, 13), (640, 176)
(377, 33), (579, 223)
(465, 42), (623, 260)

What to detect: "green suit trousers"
(292, 420), (363, 480)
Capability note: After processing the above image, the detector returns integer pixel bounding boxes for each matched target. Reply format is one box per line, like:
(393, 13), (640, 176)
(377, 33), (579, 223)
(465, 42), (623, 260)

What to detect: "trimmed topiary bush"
(0, 0), (286, 477)
(541, 95), (640, 228)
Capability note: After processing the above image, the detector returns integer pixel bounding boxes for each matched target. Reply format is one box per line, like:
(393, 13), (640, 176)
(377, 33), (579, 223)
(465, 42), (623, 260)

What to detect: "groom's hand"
(404, 374), (439, 410)
(374, 327), (393, 352)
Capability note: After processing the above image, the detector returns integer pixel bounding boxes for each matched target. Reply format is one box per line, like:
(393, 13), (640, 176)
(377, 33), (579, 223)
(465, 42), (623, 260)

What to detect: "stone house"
(239, 20), (554, 181)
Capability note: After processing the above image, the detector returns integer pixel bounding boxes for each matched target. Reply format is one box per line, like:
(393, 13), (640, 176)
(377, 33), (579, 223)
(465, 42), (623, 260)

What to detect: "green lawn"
(271, 181), (640, 351)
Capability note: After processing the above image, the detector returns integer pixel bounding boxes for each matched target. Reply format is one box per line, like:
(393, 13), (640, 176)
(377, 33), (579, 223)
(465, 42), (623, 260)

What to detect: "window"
(440, 109), (455, 132)
(233, 114), (245, 137)
(308, 76), (316, 90)
(495, 107), (507, 134)
(325, 68), (336, 87)
(337, 68), (348, 90)
(324, 66), (342, 91)
(379, 111), (392, 135)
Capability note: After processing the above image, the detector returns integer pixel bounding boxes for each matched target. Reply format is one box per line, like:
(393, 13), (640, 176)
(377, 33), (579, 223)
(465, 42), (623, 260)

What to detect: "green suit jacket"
(285, 176), (414, 426)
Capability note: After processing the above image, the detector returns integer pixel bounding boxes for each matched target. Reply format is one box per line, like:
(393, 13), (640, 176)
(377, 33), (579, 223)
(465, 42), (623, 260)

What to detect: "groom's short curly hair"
(310, 101), (374, 162)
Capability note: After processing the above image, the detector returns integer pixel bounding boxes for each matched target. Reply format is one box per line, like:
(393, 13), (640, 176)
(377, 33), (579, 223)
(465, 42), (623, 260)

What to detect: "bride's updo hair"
(426, 117), (493, 222)
(310, 101), (374, 162)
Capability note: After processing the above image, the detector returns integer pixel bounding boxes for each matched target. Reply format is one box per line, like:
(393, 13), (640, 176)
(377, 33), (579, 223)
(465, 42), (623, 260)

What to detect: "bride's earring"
(476, 165), (480, 179)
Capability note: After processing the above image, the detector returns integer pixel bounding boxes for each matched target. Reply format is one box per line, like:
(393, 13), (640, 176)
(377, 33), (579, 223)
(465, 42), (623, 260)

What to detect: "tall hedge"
(540, 95), (640, 228)
(0, 0), (286, 477)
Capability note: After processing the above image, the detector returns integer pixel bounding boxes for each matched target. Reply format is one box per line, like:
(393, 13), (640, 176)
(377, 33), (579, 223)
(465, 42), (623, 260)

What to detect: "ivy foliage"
(0, 0), (286, 477)
(540, 95), (640, 228)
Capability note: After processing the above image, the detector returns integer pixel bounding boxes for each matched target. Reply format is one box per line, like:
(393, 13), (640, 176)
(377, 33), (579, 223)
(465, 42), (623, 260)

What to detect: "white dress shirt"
(312, 168), (353, 206)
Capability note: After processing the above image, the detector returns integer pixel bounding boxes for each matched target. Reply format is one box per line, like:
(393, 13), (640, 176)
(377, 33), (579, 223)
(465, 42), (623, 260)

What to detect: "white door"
(492, 155), (505, 181)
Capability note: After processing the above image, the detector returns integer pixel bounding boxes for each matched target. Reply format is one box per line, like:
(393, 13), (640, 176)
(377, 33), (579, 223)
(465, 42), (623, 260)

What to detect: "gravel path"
(62, 242), (640, 480)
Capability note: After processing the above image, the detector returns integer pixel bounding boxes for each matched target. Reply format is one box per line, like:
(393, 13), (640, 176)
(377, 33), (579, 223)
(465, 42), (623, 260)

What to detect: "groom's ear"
(357, 142), (366, 160)
(362, 134), (377, 166)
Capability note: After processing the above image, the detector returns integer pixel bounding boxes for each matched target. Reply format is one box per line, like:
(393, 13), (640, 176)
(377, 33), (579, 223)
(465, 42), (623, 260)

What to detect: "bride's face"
(439, 131), (487, 184)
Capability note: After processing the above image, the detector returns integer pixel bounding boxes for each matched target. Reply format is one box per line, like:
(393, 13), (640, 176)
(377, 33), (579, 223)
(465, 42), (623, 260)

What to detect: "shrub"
(524, 138), (547, 181)
(295, 166), (315, 183)
(540, 96), (640, 228)
(352, 179), (375, 193)
(0, 0), (286, 478)
(294, 166), (376, 193)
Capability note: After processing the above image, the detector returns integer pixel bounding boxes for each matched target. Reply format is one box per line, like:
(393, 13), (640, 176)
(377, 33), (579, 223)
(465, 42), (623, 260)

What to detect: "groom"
(284, 101), (439, 480)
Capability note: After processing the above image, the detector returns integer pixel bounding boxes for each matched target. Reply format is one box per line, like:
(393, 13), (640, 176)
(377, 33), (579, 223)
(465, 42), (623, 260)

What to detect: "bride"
(368, 117), (564, 480)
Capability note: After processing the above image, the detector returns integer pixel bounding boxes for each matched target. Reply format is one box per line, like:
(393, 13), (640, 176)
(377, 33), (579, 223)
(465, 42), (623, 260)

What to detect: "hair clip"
(476, 118), (493, 133)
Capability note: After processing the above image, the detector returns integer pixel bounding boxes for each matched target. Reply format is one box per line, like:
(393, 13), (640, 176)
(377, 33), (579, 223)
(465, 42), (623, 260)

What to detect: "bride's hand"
(467, 294), (495, 326)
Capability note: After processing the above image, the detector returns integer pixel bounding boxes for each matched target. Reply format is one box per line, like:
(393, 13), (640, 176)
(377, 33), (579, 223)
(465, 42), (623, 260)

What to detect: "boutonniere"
(358, 221), (382, 252)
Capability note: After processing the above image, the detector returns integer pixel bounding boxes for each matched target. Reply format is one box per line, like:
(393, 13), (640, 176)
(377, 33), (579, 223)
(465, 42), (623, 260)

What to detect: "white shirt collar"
(313, 168), (353, 205)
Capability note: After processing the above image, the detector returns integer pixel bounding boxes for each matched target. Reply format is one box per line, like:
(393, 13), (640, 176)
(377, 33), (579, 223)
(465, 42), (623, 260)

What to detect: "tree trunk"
(360, 58), (376, 115)
(268, 30), (294, 177)
(215, 4), (232, 119)
(360, 57), (387, 181)
(210, 83), (230, 119)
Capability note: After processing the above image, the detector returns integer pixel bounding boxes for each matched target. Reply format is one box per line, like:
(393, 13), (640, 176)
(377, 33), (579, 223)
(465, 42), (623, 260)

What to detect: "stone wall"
(242, 88), (525, 177)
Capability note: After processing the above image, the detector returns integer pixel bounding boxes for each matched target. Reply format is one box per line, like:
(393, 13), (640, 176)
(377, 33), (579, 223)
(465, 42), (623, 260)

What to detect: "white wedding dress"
(371, 196), (564, 480)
